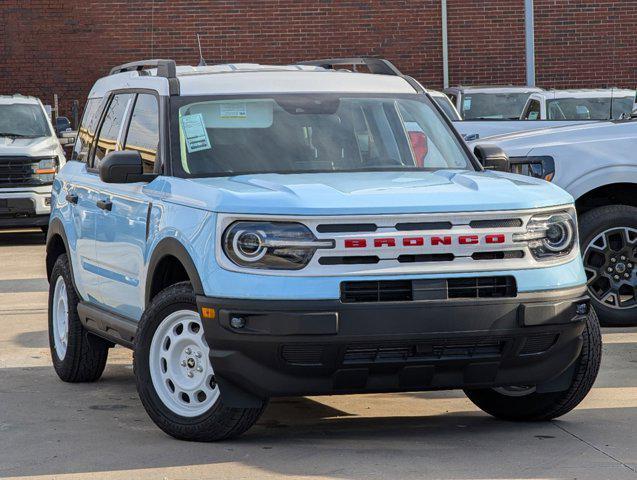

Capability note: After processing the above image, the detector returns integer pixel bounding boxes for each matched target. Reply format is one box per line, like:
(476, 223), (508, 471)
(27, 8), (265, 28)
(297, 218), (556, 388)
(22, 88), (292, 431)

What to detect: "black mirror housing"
(99, 150), (156, 183)
(473, 143), (511, 172)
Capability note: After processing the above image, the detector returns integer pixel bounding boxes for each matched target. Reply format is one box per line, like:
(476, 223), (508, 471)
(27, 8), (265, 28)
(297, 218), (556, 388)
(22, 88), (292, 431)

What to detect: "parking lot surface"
(0, 229), (635, 480)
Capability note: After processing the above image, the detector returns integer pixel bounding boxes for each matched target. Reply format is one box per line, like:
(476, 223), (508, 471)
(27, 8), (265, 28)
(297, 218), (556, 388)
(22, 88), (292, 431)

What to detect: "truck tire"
(134, 282), (267, 441)
(48, 254), (109, 382)
(579, 205), (637, 326)
(463, 309), (601, 421)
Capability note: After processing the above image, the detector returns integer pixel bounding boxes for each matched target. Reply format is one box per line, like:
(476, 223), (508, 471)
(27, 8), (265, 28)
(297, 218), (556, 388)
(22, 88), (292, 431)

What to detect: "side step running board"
(77, 302), (137, 349)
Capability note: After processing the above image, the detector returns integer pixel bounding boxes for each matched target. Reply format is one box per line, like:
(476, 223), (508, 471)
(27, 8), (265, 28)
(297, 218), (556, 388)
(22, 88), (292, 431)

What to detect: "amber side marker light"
(201, 307), (216, 319)
(35, 168), (57, 174)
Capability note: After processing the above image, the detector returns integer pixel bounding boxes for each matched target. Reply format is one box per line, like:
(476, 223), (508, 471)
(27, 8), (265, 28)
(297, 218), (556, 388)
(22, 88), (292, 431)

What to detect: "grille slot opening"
(472, 250), (525, 261)
(395, 221), (453, 231)
(281, 344), (325, 365)
(470, 219), (523, 228)
(398, 253), (454, 263)
(316, 223), (377, 233)
(319, 256), (380, 265)
(520, 334), (559, 355)
(448, 276), (516, 299)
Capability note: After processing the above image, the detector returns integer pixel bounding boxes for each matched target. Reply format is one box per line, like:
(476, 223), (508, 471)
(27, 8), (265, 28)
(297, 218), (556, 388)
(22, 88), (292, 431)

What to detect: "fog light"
(230, 316), (246, 329)
(576, 303), (588, 315)
(44, 197), (51, 206)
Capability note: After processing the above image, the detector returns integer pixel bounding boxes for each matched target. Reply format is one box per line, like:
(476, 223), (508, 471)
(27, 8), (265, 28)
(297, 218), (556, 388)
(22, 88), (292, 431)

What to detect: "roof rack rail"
(109, 59), (177, 78)
(109, 59), (179, 95)
(297, 57), (403, 76)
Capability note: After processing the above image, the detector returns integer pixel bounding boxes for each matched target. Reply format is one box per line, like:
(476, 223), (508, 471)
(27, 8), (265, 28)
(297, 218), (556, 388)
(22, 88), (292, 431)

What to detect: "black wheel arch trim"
(145, 237), (205, 306)
(45, 218), (82, 294)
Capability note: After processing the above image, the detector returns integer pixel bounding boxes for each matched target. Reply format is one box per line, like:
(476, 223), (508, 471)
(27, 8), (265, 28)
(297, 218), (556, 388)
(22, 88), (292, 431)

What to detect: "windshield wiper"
(0, 132), (34, 138)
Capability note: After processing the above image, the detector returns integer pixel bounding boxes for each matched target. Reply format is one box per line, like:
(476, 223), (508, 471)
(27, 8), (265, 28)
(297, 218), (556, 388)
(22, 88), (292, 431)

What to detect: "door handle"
(65, 193), (78, 204)
(96, 199), (112, 211)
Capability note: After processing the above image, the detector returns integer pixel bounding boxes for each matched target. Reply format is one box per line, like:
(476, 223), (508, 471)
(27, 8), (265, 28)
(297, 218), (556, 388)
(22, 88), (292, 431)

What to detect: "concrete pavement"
(0, 229), (635, 480)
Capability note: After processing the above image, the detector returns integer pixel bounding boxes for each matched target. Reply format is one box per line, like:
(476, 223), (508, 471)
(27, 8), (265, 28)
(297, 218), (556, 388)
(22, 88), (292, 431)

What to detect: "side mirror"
(55, 116), (72, 136)
(473, 143), (510, 172)
(58, 130), (77, 146)
(99, 150), (156, 183)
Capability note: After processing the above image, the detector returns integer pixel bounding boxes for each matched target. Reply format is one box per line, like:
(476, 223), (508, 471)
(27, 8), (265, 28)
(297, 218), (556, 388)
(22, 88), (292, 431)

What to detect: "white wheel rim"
(149, 310), (220, 417)
(52, 276), (69, 361)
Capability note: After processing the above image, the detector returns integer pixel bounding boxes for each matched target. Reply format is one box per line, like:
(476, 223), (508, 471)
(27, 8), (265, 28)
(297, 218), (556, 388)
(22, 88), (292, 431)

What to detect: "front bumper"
(198, 286), (590, 406)
(0, 189), (51, 228)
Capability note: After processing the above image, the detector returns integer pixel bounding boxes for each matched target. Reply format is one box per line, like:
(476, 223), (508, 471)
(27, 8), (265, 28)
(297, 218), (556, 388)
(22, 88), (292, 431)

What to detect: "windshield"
(432, 95), (461, 121)
(174, 94), (472, 176)
(461, 92), (533, 120)
(0, 103), (51, 137)
(546, 96), (634, 120)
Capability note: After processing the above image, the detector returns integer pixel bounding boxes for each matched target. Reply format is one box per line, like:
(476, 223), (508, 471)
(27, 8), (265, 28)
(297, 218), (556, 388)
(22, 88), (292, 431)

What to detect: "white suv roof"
(532, 89), (635, 100)
(0, 94), (42, 106)
(89, 59), (420, 99)
(445, 86), (543, 95)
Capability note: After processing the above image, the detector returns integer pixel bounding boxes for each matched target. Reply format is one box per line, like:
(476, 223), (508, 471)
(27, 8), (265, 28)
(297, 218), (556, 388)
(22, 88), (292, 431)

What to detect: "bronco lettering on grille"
(344, 233), (506, 248)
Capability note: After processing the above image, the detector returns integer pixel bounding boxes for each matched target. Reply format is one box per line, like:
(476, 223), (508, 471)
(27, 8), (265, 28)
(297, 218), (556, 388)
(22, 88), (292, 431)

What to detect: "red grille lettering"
(459, 235), (479, 245)
(374, 238), (396, 248)
(345, 239), (367, 248)
(485, 234), (505, 244)
(403, 237), (424, 247)
(431, 236), (452, 246)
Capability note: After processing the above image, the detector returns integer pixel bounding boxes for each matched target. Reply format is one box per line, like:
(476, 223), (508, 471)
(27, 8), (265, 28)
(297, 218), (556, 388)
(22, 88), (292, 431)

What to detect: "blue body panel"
(52, 161), (586, 322)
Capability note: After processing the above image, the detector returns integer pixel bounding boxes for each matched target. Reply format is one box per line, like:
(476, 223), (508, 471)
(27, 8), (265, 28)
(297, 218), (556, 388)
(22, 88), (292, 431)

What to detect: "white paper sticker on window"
(220, 103), (247, 119)
(181, 113), (211, 153)
(462, 97), (472, 111)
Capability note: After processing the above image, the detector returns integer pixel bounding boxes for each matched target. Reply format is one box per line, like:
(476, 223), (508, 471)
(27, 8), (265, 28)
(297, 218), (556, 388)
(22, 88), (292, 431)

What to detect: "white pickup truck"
(473, 117), (637, 326)
(455, 88), (635, 141)
(0, 95), (67, 231)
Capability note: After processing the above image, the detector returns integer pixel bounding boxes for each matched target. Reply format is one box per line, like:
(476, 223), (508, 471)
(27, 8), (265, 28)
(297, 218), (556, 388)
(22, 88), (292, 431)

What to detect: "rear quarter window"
(72, 98), (103, 162)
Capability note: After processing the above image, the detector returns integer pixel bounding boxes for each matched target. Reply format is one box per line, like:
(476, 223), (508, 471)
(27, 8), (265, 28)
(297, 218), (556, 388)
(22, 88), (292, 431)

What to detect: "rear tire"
(48, 254), (109, 382)
(464, 309), (601, 421)
(134, 282), (267, 441)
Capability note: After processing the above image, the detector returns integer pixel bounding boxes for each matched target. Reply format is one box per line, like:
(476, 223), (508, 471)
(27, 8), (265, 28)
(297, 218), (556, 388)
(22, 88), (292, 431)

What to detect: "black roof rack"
(297, 57), (403, 76)
(109, 59), (179, 95)
(109, 59), (177, 78)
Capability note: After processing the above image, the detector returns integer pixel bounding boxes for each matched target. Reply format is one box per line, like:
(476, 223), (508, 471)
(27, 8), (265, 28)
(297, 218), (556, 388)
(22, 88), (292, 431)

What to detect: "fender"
(563, 165), (637, 201)
(145, 237), (205, 306)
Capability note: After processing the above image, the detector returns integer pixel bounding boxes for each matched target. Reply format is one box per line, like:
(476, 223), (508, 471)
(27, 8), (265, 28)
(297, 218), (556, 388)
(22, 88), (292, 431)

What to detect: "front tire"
(464, 309), (601, 421)
(134, 282), (267, 441)
(580, 205), (637, 326)
(48, 254), (110, 382)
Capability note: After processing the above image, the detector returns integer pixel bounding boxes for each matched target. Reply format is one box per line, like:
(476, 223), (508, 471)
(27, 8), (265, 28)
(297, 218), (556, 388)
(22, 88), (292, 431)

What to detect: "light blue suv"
(46, 58), (601, 441)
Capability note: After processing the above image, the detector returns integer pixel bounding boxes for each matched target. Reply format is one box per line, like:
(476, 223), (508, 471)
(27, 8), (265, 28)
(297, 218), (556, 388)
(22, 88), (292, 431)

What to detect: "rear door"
(93, 92), (161, 320)
(73, 92), (134, 307)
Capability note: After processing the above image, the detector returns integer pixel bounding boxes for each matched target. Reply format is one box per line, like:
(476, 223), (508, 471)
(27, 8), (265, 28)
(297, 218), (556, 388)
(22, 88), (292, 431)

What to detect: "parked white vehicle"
(444, 86), (543, 120)
(520, 89), (635, 121)
(428, 89), (461, 121)
(473, 118), (637, 326)
(454, 88), (635, 141)
(0, 95), (66, 231)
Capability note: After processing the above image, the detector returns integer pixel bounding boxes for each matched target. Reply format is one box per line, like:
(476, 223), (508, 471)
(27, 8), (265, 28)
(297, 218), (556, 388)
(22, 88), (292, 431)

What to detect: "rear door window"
(91, 93), (133, 169)
(123, 94), (160, 174)
(72, 98), (103, 162)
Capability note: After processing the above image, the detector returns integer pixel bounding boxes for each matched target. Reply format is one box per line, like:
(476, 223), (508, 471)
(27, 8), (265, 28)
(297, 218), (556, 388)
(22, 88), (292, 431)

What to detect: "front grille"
(343, 337), (507, 364)
(340, 276), (517, 303)
(0, 156), (47, 187)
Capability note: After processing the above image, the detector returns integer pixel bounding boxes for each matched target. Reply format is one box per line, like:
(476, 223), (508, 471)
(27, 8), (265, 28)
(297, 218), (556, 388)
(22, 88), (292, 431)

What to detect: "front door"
(93, 93), (161, 320)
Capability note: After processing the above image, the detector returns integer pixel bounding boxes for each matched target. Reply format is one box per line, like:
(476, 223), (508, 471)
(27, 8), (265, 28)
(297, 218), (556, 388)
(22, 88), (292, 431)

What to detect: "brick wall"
(0, 1), (634, 116)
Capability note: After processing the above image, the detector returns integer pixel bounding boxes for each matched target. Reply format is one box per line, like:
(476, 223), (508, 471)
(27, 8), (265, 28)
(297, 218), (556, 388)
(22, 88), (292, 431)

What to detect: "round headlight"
(544, 219), (573, 252)
(232, 230), (266, 262)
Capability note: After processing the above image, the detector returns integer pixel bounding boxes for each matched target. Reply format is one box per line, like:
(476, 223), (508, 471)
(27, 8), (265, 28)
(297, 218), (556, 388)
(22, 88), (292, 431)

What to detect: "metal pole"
(441, 0), (449, 88)
(525, 0), (536, 86)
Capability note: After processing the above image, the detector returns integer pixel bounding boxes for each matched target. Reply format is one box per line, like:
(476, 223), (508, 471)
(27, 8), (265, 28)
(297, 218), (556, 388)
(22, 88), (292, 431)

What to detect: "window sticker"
(528, 111), (539, 120)
(180, 113), (211, 153)
(220, 103), (247, 119)
(462, 97), (472, 111)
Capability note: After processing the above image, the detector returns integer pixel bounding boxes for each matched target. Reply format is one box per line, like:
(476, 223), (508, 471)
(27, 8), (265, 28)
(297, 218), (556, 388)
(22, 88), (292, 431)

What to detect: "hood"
(0, 135), (60, 157)
(151, 170), (573, 215)
(472, 120), (627, 156)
